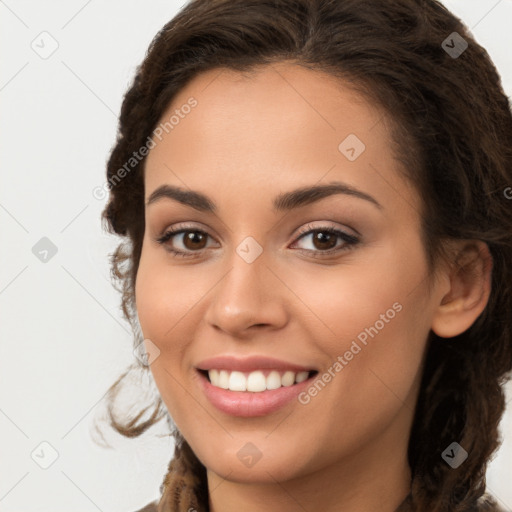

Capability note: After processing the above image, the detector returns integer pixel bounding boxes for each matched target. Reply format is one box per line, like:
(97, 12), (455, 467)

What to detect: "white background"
(1, 1), (511, 511)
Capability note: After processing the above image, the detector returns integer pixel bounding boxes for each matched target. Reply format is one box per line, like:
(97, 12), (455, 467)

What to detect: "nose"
(203, 248), (289, 338)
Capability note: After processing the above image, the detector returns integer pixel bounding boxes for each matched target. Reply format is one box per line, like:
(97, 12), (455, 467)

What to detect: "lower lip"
(197, 370), (315, 417)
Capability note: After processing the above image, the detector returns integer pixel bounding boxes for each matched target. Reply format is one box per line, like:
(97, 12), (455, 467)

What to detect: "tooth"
(228, 371), (247, 391)
(209, 369), (311, 391)
(218, 370), (229, 389)
(247, 371), (267, 392)
(295, 371), (309, 383)
(281, 371), (295, 387)
(266, 370), (282, 390)
(209, 369), (220, 387)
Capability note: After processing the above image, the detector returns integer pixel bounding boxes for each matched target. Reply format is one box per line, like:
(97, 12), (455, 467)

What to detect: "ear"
(431, 241), (493, 338)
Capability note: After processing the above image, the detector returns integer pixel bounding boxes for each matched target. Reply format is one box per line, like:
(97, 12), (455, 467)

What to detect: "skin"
(135, 62), (492, 512)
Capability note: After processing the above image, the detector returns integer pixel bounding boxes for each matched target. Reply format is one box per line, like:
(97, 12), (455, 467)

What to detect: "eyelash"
(155, 223), (360, 259)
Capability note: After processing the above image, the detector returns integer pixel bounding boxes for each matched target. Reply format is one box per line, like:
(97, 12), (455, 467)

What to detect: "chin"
(198, 443), (311, 484)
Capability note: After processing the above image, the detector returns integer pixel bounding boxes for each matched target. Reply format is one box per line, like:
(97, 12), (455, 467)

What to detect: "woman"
(100, 0), (512, 510)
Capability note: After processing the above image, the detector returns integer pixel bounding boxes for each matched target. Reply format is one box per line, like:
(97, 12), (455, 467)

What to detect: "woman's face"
(136, 63), (447, 485)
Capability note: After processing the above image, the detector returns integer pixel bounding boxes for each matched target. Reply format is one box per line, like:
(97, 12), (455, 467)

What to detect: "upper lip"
(196, 355), (316, 373)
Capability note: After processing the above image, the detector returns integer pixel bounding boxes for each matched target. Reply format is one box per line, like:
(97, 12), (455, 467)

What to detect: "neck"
(207, 411), (413, 512)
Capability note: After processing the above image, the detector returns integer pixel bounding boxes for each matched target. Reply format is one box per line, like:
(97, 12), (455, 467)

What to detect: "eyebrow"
(146, 181), (383, 212)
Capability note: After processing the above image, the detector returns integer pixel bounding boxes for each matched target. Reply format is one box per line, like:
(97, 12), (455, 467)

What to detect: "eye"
(155, 222), (360, 259)
(290, 223), (360, 258)
(155, 224), (215, 258)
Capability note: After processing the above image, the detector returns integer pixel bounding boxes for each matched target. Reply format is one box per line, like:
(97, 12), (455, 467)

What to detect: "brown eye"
(182, 231), (208, 250)
(155, 224), (359, 259)
(309, 231), (338, 251)
(156, 227), (214, 256)
(292, 225), (360, 258)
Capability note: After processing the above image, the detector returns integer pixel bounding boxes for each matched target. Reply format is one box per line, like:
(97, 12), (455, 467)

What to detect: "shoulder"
(470, 493), (510, 512)
(130, 493), (510, 512)
(397, 492), (510, 512)
(130, 500), (159, 512)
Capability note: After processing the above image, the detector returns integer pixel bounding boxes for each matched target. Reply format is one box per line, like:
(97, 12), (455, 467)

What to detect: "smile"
(195, 355), (319, 417)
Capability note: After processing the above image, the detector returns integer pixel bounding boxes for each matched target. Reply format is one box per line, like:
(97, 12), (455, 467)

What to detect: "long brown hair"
(98, 1), (512, 510)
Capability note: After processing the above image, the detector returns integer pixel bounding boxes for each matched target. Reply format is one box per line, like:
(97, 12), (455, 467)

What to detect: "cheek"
(135, 228), (432, 451)
(289, 240), (431, 445)
(290, 238), (428, 354)
(134, 246), (217, 415)
(135, 245), (211, 348)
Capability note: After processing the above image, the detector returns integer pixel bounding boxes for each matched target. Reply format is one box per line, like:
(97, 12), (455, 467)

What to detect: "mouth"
(195, 360), (320, 417)
(194, 354), (320, 416)
(198, 368), (318, 392)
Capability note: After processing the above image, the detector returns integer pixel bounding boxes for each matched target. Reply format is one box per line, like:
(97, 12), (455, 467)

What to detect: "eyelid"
(155, 222), (219, 247)
(157, 220), (356, 240)
(155, 220), (360, 257)
(294, 221), (358, 238)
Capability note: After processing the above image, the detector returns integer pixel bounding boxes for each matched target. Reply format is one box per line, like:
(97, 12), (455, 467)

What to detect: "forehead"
(143, 62), (419, 218)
